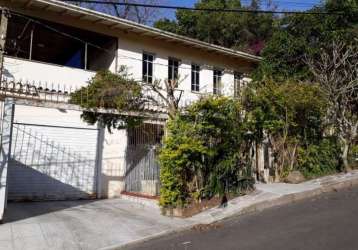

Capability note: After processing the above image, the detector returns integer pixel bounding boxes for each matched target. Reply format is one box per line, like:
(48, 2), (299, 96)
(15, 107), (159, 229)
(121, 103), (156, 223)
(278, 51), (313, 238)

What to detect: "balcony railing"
(0, 56), (199, 115)
(3, 56), (95, 90)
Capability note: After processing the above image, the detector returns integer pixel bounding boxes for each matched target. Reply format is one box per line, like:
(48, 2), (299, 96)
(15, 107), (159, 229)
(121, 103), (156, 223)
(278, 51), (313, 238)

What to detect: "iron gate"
(125, 145), (160, 196)
(124, 123), (163, 196)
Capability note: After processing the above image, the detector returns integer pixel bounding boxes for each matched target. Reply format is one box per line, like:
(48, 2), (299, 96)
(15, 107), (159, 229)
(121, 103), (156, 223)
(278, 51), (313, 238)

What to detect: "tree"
(154, 0), (275, 55)
(243, 80), (327, 180)
(306, 41), (358, 171)
(255, 0), (358, 80)
(69, 69), (145, 131)
(69, 67), (185, 131)
(142, 77), (186, 120)
(65, 0), (160, 24)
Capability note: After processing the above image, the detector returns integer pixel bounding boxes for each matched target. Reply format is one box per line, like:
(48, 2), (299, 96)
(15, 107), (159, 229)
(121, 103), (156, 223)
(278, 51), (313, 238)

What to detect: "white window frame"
(168, 57), (180, 82)
(142, 52), (154, 83)
(191, 63), (200, 92)
(234, 72), (243, 98)
(213, 69), (223, 95)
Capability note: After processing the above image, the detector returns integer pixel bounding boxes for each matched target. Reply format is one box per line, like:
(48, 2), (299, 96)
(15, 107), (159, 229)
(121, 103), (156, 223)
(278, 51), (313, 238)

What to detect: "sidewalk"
(1, 170), (357, 250)
(190, 170), (358, 225)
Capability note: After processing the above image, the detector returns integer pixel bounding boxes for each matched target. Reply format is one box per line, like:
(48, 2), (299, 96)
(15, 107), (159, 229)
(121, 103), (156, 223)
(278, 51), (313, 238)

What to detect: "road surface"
(123, 186), (358, 250)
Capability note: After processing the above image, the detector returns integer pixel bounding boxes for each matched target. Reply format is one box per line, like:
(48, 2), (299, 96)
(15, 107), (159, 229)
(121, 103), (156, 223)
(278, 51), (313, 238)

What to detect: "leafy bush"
(349, 144), (358, 169)
(159, 117), (210, 207)
(243, 80), (327, 180)
(70, 69), (144, 131)
(159, 97), (255, 208)
(296, 138), (341, 178)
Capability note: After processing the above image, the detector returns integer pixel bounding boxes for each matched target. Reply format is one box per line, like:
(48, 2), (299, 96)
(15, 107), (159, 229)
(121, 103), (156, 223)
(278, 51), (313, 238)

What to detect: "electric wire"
(60, 0), (345, 15)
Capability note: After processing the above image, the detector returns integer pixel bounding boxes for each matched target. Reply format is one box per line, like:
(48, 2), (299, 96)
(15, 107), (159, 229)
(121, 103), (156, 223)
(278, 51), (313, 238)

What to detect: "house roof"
(2, 0), (262, 63)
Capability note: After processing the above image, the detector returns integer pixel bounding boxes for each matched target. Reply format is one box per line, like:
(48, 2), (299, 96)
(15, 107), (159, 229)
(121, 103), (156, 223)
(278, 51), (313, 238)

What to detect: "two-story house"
(0, 0), (260, 211)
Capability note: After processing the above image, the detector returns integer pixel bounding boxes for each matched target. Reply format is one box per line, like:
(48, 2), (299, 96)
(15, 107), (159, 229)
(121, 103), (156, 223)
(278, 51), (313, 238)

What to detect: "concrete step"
(119, 193), (160, 209)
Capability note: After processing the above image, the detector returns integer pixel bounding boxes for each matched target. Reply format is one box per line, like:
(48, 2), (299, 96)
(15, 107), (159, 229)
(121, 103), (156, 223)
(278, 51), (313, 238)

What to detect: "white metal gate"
(7, 105), (100, 201)
(124, 123), (163, 196)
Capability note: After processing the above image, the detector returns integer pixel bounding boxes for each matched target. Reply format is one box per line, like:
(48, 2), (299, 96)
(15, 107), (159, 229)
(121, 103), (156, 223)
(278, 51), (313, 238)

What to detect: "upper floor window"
(234, 72), (243, 98)
(142, 53), (154, 83)
(168, 58), (179, 82)
(191, 64), (200, 92)
(213, 69), (222, 95)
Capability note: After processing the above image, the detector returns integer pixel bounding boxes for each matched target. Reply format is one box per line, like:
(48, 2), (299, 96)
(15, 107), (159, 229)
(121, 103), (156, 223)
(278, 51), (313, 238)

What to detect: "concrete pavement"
(0, 199), (193, 250)
(1, 170), (358, 250)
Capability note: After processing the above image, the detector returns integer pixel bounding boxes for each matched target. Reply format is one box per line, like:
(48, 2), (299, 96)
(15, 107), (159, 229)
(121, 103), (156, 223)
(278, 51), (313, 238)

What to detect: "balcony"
(3, 56), (95, 89)
(0, 12), (117, 103)
(1, 56), (96, 103)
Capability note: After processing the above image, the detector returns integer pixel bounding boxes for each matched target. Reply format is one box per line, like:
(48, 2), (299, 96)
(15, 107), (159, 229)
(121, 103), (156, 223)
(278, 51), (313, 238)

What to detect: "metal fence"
(0, 78), (73, 103)
(124, 124), (163, 196)
(125, 145), (160, 196)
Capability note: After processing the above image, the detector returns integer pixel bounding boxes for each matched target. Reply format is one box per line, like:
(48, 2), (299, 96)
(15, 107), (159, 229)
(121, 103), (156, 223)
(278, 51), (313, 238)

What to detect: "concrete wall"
(3, 56), (96, 89)
(100, 129), (127, 198)
(116, 35), (251, 106)
(3, 32), (253, 106)
(0, 100), (15, 221)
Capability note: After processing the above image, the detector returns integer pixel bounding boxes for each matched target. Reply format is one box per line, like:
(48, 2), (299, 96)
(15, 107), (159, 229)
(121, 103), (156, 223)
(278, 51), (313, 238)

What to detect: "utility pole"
(0, 8), (9, 83)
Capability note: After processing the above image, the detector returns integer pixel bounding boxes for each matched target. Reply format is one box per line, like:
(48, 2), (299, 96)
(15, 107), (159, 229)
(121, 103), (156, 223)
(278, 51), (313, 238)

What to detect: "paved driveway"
(0, 199), (191, 250)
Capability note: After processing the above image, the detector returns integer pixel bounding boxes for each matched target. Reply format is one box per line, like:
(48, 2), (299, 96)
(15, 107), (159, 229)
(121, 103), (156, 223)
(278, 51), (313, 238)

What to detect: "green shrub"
(296, 138), (341, 178)
(159, 117), (209, 208)
(349, 144), (358, 169)
(70, 69), (144, 131)
(158, 97), (255, 208)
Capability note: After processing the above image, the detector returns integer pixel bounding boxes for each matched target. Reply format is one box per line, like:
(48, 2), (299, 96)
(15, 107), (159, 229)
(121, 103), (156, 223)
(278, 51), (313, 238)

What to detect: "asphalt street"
(123, 186), (358, 250)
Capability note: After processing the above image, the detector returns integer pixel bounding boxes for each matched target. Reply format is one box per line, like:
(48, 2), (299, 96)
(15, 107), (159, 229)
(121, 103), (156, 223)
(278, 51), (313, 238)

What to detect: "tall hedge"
(159, 97), (255, 208)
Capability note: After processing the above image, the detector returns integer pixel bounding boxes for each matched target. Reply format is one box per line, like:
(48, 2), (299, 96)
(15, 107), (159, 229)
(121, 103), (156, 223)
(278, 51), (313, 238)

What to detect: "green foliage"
(154, 18), (178, 33)
(255, 1), (358, 80)
(159, 97), (254, 208)
(159, 117), (210, 207)
(349, 144), (358, 168)
(243, 80), (328, 178)
(244, 80), (327, 144)
(70, 69), (144, 131)
(296, 138), (342, 178)
(254, 31), (313, 81)
(154, 0), (275, 55)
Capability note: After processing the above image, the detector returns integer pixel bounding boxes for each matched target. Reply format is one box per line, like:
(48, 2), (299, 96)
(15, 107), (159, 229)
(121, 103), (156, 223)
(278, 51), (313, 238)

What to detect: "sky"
(161, 0), (323, 19)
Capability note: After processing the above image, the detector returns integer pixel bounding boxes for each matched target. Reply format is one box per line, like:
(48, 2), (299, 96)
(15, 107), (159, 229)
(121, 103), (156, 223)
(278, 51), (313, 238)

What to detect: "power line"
(240, 0), (320, 7)
(60, 0), (344, 15)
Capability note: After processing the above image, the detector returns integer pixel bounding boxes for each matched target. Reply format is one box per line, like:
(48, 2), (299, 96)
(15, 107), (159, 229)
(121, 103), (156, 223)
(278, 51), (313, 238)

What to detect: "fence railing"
(0, 77), (74, 103)
(1, 77), (198, 110)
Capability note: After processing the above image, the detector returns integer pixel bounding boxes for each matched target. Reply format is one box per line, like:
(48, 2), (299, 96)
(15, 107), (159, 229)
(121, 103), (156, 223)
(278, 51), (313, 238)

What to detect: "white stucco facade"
(3, 39), (249, 106)
(0, 0), (260, 203)
(3, 57), (96, 90)
(1, 34), (254, 200)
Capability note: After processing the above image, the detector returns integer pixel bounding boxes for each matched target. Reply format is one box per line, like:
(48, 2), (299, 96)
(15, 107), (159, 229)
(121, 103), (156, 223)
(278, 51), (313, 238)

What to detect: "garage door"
(7, 105), (99, 201)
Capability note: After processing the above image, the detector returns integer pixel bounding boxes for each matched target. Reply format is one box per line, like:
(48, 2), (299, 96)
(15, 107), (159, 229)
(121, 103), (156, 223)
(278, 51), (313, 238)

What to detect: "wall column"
(0, 98), (15, 222)
(100, 128), (127, 198)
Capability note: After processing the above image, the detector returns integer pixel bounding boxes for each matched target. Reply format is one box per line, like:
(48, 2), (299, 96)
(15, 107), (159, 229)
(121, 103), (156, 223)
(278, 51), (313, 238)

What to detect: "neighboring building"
(0, 0), (260, 205)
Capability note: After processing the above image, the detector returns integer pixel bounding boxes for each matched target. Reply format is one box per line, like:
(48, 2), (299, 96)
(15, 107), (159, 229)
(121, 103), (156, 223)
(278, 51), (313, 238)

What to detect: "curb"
(238, 177), (358, 217)
(108, 174), (358, 249)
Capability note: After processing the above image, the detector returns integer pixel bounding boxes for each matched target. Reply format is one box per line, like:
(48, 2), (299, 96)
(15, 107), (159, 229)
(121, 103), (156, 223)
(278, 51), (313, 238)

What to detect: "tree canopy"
(154, 0), (275, 55)
(255, 0), (358, 80)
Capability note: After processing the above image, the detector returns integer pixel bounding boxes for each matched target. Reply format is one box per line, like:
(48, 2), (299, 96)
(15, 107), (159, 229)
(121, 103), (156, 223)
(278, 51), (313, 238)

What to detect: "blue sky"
(161, 0), (323, 19)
